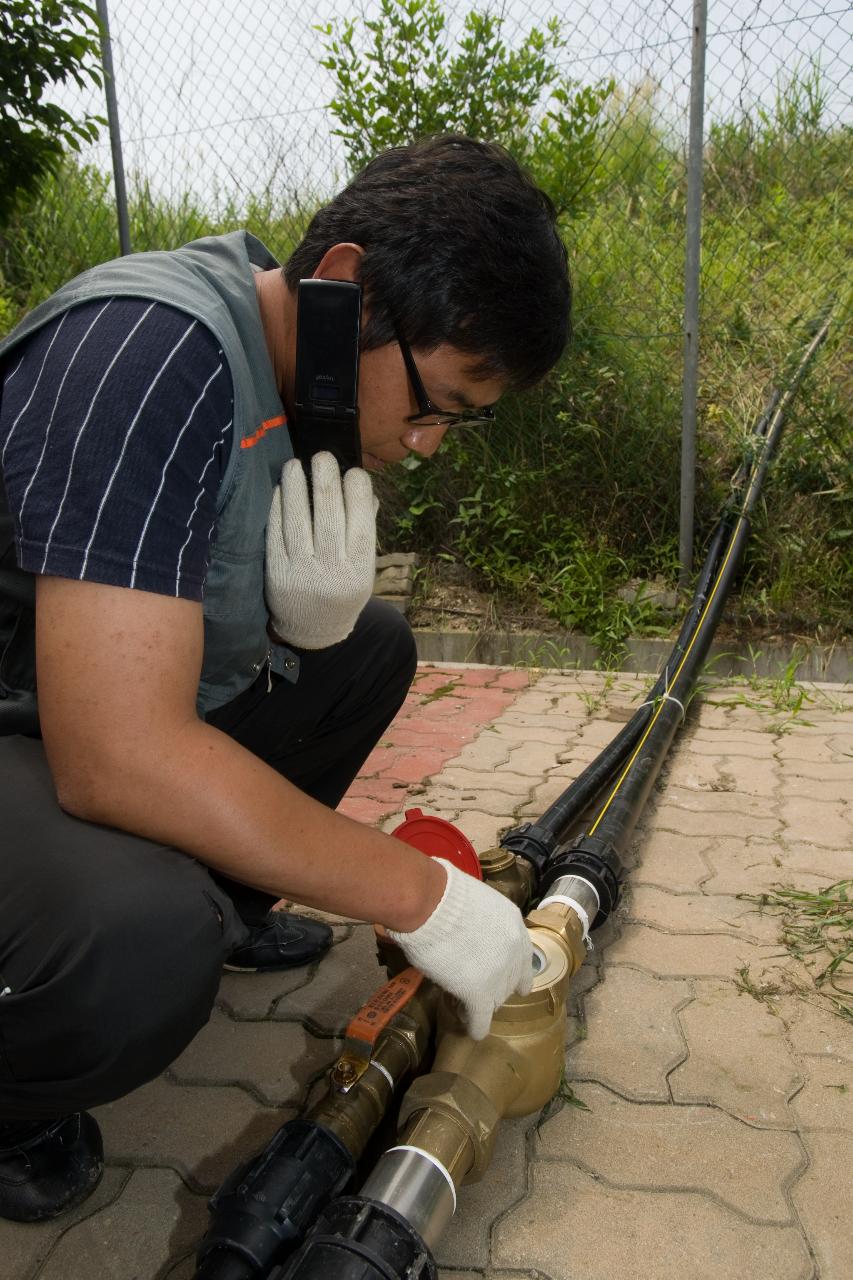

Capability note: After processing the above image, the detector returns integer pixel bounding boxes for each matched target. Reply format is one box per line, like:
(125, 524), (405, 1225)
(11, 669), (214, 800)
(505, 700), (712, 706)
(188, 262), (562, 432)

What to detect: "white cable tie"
(386, 1145), (457, 1213)
(638, 668), (685, 723)
(537, 894), (592, 941)
(368, 1059), (395, 1090)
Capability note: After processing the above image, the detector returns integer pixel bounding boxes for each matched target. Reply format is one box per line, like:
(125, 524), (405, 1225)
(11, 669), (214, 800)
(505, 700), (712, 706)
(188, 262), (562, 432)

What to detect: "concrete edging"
(411, 628), (851, 683)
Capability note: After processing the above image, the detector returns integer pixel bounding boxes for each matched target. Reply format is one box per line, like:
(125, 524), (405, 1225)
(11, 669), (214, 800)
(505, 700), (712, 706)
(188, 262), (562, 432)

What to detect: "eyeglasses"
(396, 327), (496, 429)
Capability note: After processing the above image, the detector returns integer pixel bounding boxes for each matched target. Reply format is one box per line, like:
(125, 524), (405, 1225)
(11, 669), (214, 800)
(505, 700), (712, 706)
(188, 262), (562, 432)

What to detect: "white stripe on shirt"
(41, 303), (155, 573)
(19, 301), (114, 536)
(3, 355), (24, 386)
(175, 417), (231, 596)
(79, 319), (198, 578)
(1, 311), (71, 467)
(130, 361), (224, 588)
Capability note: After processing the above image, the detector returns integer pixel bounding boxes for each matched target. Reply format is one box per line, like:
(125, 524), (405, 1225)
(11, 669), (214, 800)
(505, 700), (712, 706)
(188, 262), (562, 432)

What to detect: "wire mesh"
(3, 0), (851, 612)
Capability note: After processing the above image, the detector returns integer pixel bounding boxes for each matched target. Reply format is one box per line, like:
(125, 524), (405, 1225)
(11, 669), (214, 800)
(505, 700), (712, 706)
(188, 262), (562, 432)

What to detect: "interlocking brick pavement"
(2, 663), (851, 1279)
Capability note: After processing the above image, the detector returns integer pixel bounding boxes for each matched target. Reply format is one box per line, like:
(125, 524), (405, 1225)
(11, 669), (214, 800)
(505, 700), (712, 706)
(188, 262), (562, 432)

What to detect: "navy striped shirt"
(0, 298), (235, 602)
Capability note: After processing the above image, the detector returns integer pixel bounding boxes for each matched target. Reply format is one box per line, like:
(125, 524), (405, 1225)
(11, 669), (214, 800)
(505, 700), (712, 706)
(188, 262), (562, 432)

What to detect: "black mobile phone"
(290, 279), (362, 477)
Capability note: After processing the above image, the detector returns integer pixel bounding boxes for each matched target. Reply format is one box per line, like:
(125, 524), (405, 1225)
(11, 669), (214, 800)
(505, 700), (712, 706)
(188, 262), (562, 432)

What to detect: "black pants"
(0, 601), (417, 1120)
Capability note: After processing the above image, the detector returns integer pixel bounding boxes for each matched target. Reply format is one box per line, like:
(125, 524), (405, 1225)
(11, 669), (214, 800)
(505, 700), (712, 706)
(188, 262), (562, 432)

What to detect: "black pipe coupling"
(539, 834), (624, 929)
(271, 1196), (437, 1280)
(499, 821), (558, 881)
(194, 1119), (354, 1280)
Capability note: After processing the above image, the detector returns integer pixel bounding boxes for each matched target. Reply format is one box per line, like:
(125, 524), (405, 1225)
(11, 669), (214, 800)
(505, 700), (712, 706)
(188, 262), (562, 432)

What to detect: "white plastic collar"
(386, 1145), (457, 1213)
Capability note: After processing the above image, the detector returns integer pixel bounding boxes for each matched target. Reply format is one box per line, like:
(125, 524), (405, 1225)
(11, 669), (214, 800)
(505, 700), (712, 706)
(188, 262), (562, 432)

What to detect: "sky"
(56, 0), (852, 207)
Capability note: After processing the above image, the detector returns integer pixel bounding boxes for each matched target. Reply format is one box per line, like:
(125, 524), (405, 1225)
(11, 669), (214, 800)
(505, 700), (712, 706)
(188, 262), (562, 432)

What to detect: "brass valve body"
(398, 908), (583, 1184)
(477, 847), (535, 910)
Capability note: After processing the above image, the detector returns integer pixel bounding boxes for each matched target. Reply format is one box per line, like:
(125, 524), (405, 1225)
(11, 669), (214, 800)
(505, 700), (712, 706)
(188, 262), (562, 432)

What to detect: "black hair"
(283, 135), (571, 390)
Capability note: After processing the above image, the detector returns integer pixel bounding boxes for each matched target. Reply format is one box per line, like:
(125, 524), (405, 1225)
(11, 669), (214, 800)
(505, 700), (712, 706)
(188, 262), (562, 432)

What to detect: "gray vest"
(0, 231), (300, 718)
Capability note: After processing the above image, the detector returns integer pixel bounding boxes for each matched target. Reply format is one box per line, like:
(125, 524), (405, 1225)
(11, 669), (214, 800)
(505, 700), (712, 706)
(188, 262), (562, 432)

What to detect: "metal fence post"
(679, 0), (708, 589)
(95, 0), (132, 255)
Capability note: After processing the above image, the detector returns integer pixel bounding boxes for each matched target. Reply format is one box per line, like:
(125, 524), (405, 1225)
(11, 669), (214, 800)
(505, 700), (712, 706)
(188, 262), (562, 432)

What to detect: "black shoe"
(0, 1112), (104, 1222)
(224, 910), (333, 972)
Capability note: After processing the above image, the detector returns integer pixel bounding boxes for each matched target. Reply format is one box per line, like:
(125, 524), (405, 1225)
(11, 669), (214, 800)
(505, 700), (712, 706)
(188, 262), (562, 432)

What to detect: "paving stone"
(578, 717), (628, 747)
(660, 753), (731, 791)
(790, 1132), (853, 1279)
(550, 741), (609, 768)
(34, 1168), (207, 1280)
(631, 830), (714, 891)
(94, 1077), (289, 1192)
(778, 795), (851, 847)
(567, 967), (691, 1100)
(774, 735), (839, 764)
(497, 743), (568, 777)
(697, 836), (850, 896)
(693, 703), (740, 729)
(435, 1117), (528, 1269)
(535, 1082), (802, 1220)
(338, 795), (399, 824)
(273, 924), (390, 1033)
(777, 759), (853, 783)
(624, 885), (779, 941)
(606, 920), (773, 977)
(509, 689), (583, 715)
(670, 980), (802, 1127)
(423, 786), (519, 816)
(170, 1008), (338, 1107)
(448, 736), (513, 770)
(437, 767), (534, 795)
(721, 756), (780, 797)
(496, 709), (586, 733)
(492, 1162), (810, 1279)
(688, 730), (782, 758)
(0, 1167), (129, 1280)
(655, 784), (777, 818)
(782, 998), (853, 1062)
(643, 802), (779, 839)
(491, 722), (571, 745)
(216, 926), (350, 1020)
(515, 776), (578, 818)
(47, 1170), (205, 1280)
(790, 1055), (853, 1132)
(443, 808), (509, 851)
(378, 748), (453, 783)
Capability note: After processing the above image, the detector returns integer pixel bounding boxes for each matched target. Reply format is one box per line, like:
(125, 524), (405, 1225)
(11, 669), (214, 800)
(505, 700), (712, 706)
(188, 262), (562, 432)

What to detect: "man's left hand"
(265, 452), (377, 649)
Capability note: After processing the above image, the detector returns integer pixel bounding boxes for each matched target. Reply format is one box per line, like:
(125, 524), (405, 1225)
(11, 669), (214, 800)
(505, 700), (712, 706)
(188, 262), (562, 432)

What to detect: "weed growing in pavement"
(535, 1067), (591, 1135)
(578, 672), (616, 717)
(734, 964), (782, 1015)
(419, 680), (461, 705)
(737, 881), (853, 1022)
(701, 646), (830, 733)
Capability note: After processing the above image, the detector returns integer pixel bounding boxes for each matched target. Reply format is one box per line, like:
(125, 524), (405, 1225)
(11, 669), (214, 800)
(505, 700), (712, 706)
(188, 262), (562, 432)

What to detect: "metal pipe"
(95, 0), (132, 255)
(679, 0), (708, 588)
(359, 1146), (456, 1251)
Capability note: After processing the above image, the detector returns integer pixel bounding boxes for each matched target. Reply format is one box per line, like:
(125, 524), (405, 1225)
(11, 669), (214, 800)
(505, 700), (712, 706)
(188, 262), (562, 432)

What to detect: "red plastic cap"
(390, 808), (483, 880)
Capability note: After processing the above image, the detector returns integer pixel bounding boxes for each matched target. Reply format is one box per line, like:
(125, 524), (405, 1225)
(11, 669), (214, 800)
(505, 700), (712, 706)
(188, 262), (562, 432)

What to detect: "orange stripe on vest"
(241, 414), (287, 449)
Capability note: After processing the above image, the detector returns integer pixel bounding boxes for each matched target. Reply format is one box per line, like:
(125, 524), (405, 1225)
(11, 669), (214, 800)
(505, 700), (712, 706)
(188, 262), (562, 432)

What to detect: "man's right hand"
(389, 858), (534, 1039)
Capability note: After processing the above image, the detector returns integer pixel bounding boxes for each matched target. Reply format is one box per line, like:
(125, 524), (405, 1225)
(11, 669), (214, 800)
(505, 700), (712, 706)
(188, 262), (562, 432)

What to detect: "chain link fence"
(3, 0), (851, 617)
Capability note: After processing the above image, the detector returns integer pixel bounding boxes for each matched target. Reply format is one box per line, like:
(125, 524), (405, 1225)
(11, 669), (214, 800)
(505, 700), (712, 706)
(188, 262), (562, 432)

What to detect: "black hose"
(538, 314), (832, 905)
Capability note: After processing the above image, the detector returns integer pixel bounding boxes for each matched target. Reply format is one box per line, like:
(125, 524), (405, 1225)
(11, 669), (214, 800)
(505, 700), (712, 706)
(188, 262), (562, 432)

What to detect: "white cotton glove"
(265, 452), (377, 649)
(388, 858), (535, 1040)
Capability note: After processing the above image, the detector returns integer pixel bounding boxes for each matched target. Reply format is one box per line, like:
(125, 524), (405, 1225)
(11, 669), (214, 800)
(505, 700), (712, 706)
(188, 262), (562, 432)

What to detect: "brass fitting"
(524, 899), (587, 977)
(397, 919), (576, 1184)
(478, 847), (536, 910)
(309, 973), (439, 1161)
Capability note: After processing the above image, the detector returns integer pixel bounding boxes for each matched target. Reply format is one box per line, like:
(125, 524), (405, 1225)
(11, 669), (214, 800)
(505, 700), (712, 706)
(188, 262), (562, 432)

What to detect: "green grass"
(738, 882), (853, 1023)
(1, 68), (849, 648)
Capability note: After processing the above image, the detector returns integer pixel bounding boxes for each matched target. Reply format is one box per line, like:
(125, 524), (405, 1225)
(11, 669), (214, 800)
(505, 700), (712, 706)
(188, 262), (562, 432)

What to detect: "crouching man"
(0, 135), (571, 1220)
